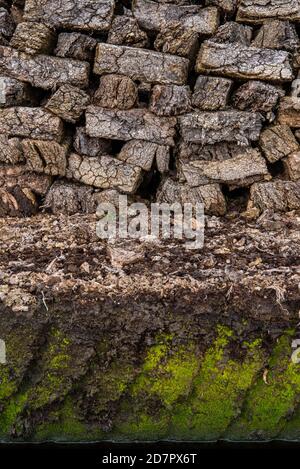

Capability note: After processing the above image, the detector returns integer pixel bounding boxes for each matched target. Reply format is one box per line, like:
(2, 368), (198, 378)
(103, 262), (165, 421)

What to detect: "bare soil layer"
(0, 211), (300, 442)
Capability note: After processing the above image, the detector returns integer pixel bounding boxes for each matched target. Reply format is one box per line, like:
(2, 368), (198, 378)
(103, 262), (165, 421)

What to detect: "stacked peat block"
(0, 0), (300, 217)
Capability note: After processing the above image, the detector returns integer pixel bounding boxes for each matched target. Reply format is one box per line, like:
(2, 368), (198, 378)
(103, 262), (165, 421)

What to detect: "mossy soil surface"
(0, 211), (300, 442)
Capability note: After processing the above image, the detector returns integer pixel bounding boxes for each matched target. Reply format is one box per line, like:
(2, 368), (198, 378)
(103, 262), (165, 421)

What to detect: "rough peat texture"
(1, 0), (300, 445)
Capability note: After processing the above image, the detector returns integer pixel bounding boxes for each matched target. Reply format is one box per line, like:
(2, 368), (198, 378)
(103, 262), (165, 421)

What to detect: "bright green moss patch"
(115, 335), (199, 440)
(228, 331), (300, 440)
(132, 338), (199, 407)
(0, 391), (28, 437)
(170, 326), (264, 440)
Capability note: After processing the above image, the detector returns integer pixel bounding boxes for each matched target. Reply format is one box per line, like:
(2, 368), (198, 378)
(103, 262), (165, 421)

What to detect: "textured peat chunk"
(179, 148), (269, 188)
(291, 79), (300, 97)
(118, 140), (170, 171)
(0, 47), (90, 90)
(259, 125), (299, 163)
(176, 141), (254, 162)
(0, 76), (32, 107)
(0, 165), (52, 194)
(157, 177), (227, 216)
(154, 23), (199, 58)
(45, 180), (97, 215)
(283, 152), (300, 181)
(205, 0), (238, 14)
(0, 186), (38, 216)
(0, 165), (52, 217)
(195, 41), (293, 82)
(55, 33), (97, 61)
(150, 84), (191, 116)
(0, 8), (15, 37)
(212, 22), (252, 45)
(86, 106), (177, 146)
(0, 33), (8, 46)
(294, 51), (300, 69)
(278, 97), (300, 127)
(0, 135), (23, 164)
(10, 22), (56, 54)
(237, 0), (300, 23)
(250, 180), (300, 213)
(156, 145), (170, 173)
(0, 107), (64, 140)
(45, 85), (90, 124)
(232, 81), (284, 112)
(108, 16), (149, 48)
(67, 153), (143, 194)
(192, 76), (232, 111)
(251, 20), (300, 51)
(133, 0), (219, 35)
(94, 43), (189, 85)
(93, 75), (137, 110)
(22, 139), (69, 176)
(74, 127), (112, 158)
(185, 184), (227, 216)
(24, 0), (115, 32)
(178, 111), (262, 145)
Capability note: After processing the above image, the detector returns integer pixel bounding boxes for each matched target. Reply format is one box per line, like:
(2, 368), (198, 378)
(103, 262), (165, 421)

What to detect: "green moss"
(34, 397), (87, 442)
(132, 339), (199, 407)
(0, 391), (28, 437)
(28, 329), (72, 410)
(228, 331), (300, 440)
(170, 326), (264, 440)
(115, 335), (199, 440)
(0, 329), (36, 402)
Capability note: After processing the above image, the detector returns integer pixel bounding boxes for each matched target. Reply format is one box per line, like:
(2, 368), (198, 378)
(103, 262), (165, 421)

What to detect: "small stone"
(108, 246), (145, 268)
(80, 262), (90, 274)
